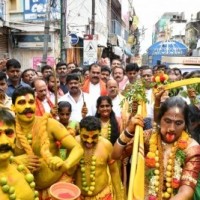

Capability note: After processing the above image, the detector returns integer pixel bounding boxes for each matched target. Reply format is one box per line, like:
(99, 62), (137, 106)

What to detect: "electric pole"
(91, 0), (95, 35)
(60, 0), (67, 62)
(41, 0), (51, 68)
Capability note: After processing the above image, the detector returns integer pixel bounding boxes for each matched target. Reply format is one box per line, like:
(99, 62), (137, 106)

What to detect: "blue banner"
(24, 0), (60, 21)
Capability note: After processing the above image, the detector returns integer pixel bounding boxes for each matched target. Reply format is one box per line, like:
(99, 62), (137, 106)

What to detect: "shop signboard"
(24, 0), (60, 21)
(14, 34), (51, 48)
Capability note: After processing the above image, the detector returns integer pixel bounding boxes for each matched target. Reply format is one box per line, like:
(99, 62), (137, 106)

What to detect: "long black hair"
(95, 96), (120, 145)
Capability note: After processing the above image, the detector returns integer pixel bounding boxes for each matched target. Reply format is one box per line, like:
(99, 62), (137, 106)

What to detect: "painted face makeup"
(160, 107), (185, 144)
(0, 121), (15, 160)
(80, 128), (99, 149)
(13, 94), (36, 122)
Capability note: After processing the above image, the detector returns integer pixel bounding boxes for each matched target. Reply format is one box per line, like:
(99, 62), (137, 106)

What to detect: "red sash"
(35, 97), (54, 116)
(82, 79), (107, 95)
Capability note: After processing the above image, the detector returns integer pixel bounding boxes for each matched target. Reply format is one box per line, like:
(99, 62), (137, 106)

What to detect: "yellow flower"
(149, 134), (157, 144)
(147, 152), (156, 158)
(150, 144), (157, 152)
(155, 76), (160, 82)
(163, 74), (169, 81)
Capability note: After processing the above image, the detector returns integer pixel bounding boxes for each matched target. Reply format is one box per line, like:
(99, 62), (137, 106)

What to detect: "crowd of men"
(0, 57), (200, 200)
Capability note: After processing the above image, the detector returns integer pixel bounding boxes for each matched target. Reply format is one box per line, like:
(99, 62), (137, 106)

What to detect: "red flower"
(160, 75), (165, 82)
(145, 157), (156, 168)
(171, 178), (180, 189)
(178, 140), (188, 149)
(149, 195), (158, 200)
(55, 141), (61, 149)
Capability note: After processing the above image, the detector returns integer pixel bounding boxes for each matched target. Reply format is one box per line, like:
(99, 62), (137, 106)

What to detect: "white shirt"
(42, 99), (51, 113)
(89, 82), (101, 115)
(146, 89), (154, 119)
(112, 94), (122, 118)
(59, 91), (93, 122)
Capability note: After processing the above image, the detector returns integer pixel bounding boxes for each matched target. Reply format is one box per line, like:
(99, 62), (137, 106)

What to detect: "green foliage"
(187, 83), (200, 95)
(176, 149), (186, 166)
(120, 80), (148, 108)
(146, 168), (155, 181)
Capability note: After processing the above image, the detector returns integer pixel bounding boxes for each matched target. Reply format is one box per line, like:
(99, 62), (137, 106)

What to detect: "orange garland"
(146, 125), (189, 200)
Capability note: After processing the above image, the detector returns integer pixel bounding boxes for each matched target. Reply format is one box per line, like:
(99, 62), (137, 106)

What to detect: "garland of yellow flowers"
(145, 123), (189, 200)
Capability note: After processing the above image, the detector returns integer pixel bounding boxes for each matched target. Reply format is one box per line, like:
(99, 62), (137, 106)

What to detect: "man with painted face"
(112, 96), (200, 200)
(11, 86), (84, 200)
(0, 108), (36, 200)
(74, 116), (124, 200)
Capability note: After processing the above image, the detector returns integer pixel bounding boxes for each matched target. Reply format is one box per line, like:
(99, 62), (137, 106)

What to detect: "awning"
(5, 22), (59, 32)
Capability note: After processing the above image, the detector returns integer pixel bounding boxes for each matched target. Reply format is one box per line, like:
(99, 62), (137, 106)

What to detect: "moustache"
(71, 87), (78, 90)
(92, 77), (99, 79)
(19, 108), (34, 115)
(0, 144), (13, 153)
(116, 76), (121, 79)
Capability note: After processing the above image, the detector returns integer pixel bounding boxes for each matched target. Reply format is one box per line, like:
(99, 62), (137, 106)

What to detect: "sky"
(132, 0), (200, 54)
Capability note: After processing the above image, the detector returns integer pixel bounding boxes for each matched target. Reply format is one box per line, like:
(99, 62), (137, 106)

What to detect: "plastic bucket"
(49, 182), (81, 200)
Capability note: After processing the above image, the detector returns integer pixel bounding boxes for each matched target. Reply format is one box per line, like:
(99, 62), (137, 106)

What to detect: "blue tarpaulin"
(147, 40), (188, 66)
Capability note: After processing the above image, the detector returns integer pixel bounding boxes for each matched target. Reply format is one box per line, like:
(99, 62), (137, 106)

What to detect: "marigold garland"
(145, 124), (189, 200)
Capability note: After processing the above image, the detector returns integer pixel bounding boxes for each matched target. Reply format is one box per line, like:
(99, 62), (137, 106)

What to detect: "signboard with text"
(15, 34), (51, 48)
(83, 34), (98, 65)
(24, 0), (60, 21)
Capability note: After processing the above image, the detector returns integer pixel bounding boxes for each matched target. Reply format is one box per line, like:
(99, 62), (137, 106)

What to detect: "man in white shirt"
(82, 63), (107, 115)
(106, 79), (129, 128)
(34, 78), (56, 117)
(59, 74), (93, 122)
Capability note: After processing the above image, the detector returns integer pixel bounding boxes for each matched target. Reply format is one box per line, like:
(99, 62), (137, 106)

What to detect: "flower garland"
(145, 125), (189, 200)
